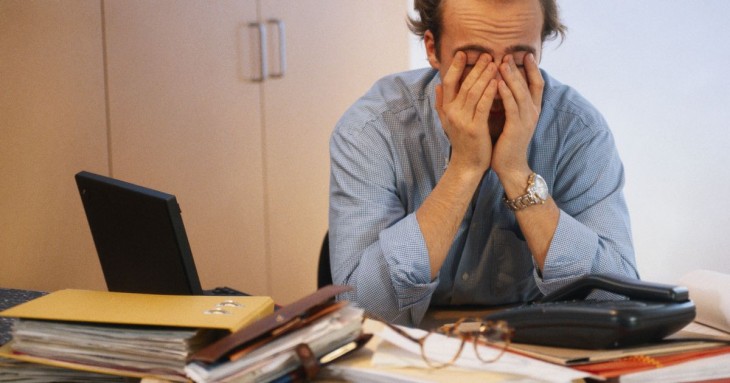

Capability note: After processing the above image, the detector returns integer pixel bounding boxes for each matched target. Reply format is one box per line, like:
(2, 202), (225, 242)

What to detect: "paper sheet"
(679, 270), (730, 333)
(372, 323), (599, 383)
(322, 321), (534, 383)
(677, 321), (730, 341)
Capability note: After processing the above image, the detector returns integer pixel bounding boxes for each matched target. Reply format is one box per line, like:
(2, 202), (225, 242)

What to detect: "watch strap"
(503, 173), (545, 211)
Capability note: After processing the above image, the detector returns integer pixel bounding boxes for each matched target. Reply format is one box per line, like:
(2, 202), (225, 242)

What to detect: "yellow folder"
(0, 289), (275, 381)
(0, 289), (275, 332)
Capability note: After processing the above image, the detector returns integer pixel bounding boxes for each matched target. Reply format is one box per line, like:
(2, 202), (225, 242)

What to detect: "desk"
(3, 289), (730, 383)
(420, 305), (502, 330)
(322, 319), (730, 383)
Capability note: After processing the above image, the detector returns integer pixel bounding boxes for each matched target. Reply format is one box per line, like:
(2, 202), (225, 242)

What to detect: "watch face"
(531, 174), (549, 201)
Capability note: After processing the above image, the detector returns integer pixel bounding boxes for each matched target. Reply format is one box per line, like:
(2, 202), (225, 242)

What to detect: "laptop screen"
(75, 171), (205, 295)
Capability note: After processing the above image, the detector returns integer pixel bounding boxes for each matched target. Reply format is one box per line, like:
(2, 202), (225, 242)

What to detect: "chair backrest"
(317, 232), (333, 288)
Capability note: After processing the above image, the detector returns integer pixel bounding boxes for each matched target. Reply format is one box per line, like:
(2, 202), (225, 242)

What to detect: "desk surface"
(2, 289), (729, 383)
(420, 305), (502, 330)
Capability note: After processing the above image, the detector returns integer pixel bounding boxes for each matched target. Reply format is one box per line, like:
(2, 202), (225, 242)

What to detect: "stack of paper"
(0, 289), (275, 381)
(605, 269), (730, 382)
(619, 352), (730, 383)
(184, 285), (366, 383)
(0, 357), (136, 382)
(511, 270), (730, 381)
(10, 319), (219, 379)
(321, 319), (599, 383)
(186, 304), (364, 383)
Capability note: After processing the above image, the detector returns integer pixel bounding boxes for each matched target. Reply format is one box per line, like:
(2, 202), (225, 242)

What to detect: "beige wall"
(0, 0), (410, 304)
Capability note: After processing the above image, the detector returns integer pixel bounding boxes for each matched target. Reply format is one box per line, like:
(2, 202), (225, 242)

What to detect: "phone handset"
(538, 273), (690, 303)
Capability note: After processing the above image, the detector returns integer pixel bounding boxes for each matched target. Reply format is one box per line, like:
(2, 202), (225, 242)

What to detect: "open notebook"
(75, 171), (245, 296)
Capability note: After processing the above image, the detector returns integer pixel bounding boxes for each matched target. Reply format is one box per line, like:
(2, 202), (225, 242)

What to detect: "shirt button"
(461, 272), (469, 281)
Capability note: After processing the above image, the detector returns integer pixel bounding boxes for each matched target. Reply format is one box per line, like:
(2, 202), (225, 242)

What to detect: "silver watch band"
(503, 173), (546, 211)
(503, 193), (541, 211)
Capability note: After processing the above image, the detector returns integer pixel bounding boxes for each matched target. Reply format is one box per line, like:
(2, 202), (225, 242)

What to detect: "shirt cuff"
(379, 213), (438, 309)
(536, 210), (599, 292)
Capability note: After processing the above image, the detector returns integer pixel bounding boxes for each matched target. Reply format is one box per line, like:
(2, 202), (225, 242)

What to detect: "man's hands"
(419, 50), (551, 279)
(434, 51), (544, 181)
(492, 53), (544, 182)
(435, 51), (498, 175)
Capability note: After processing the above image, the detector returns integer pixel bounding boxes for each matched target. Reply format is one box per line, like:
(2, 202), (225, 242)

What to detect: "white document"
(373, 324), (600, 383)
(679, 269), (730, 333)
(677, 321), (730, 341)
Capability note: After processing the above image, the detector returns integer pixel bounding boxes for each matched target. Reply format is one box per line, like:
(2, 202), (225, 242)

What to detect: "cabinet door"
(104, 0), (269, 295)
(0, 0), (108, 290)
(260, 1), (411, 303)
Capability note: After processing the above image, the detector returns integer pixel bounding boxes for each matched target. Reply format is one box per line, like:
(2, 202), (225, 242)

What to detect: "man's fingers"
(442, 51), (466, 102)
(498, 80), (519, 120)
(474, 78), (499, 123)
(457, 53), (492, 101)
(524, 53), (544, 107)
(462, 60), (498, 116)
(499, 55), (530, 107)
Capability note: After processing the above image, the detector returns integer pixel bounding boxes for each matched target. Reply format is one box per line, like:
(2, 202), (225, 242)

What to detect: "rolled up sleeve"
(329, 117), (437, 326)
(535, 117), (638, 295)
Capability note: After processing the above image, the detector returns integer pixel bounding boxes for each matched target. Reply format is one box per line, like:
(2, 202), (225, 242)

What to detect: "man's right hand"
(418, 51), (500, 280)
(434, 51), (499, 174)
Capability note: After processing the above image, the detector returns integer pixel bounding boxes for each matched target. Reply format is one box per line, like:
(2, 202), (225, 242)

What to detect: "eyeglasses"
(381, 317), (513, 368)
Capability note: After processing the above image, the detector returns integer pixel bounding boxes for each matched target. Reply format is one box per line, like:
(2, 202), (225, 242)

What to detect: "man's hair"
(408, 0), (567, 53)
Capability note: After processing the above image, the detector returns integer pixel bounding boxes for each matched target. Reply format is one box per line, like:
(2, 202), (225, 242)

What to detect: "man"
(329, 0), (638, 326)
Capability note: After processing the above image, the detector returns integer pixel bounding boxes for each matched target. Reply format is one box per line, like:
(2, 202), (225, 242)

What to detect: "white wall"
(409, 0), (730, 284)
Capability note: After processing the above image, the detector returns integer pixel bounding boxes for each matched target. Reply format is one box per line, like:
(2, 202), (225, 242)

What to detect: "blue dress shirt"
(329, 68), (638, 326)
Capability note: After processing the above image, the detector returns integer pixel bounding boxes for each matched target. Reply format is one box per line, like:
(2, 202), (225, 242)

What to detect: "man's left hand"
(491, 53), (544, 186)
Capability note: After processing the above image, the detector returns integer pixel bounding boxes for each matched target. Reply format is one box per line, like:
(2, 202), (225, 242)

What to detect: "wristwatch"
(503, 173), (549, 211)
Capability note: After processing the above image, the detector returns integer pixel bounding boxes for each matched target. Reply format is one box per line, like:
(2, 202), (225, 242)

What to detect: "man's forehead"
(441, 0), (543, 54)
(442, 0), (543, 36)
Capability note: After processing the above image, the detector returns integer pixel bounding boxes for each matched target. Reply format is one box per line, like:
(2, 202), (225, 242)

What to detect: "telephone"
(484, 273), (696, 349)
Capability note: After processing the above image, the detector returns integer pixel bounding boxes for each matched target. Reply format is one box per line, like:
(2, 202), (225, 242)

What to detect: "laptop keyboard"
(206, 286), (249, 296)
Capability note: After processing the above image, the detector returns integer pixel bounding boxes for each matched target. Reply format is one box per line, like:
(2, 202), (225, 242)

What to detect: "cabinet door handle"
(266, 19), (286, 78)
(248, 22), (268, 82)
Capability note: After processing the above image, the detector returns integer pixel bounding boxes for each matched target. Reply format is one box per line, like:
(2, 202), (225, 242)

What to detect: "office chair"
(317, 231), (333, 288)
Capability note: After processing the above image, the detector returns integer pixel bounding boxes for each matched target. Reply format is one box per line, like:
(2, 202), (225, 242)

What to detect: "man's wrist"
(446, 158), (489, 184)
(503, 171), (550, 211)
(498, 168), (533, 199)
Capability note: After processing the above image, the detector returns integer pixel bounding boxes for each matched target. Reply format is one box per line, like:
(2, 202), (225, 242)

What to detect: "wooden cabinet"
(258, 1), (411, 301)
(0, 0), (108, 290)
(103, 0), (270, 297)
(1, 0), (409, 303)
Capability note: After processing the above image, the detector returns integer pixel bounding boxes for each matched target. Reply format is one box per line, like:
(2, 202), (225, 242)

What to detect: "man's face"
(425, 0), (543, 132)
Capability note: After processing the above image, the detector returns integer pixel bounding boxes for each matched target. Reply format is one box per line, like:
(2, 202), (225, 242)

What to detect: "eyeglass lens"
(420, 318), (511, 368)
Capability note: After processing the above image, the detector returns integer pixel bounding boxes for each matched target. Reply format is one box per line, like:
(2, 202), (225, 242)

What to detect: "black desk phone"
(484, 273), (696, 349)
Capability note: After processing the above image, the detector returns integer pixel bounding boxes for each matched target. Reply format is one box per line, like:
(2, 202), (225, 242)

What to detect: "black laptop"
(75, 171), (245, 296)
